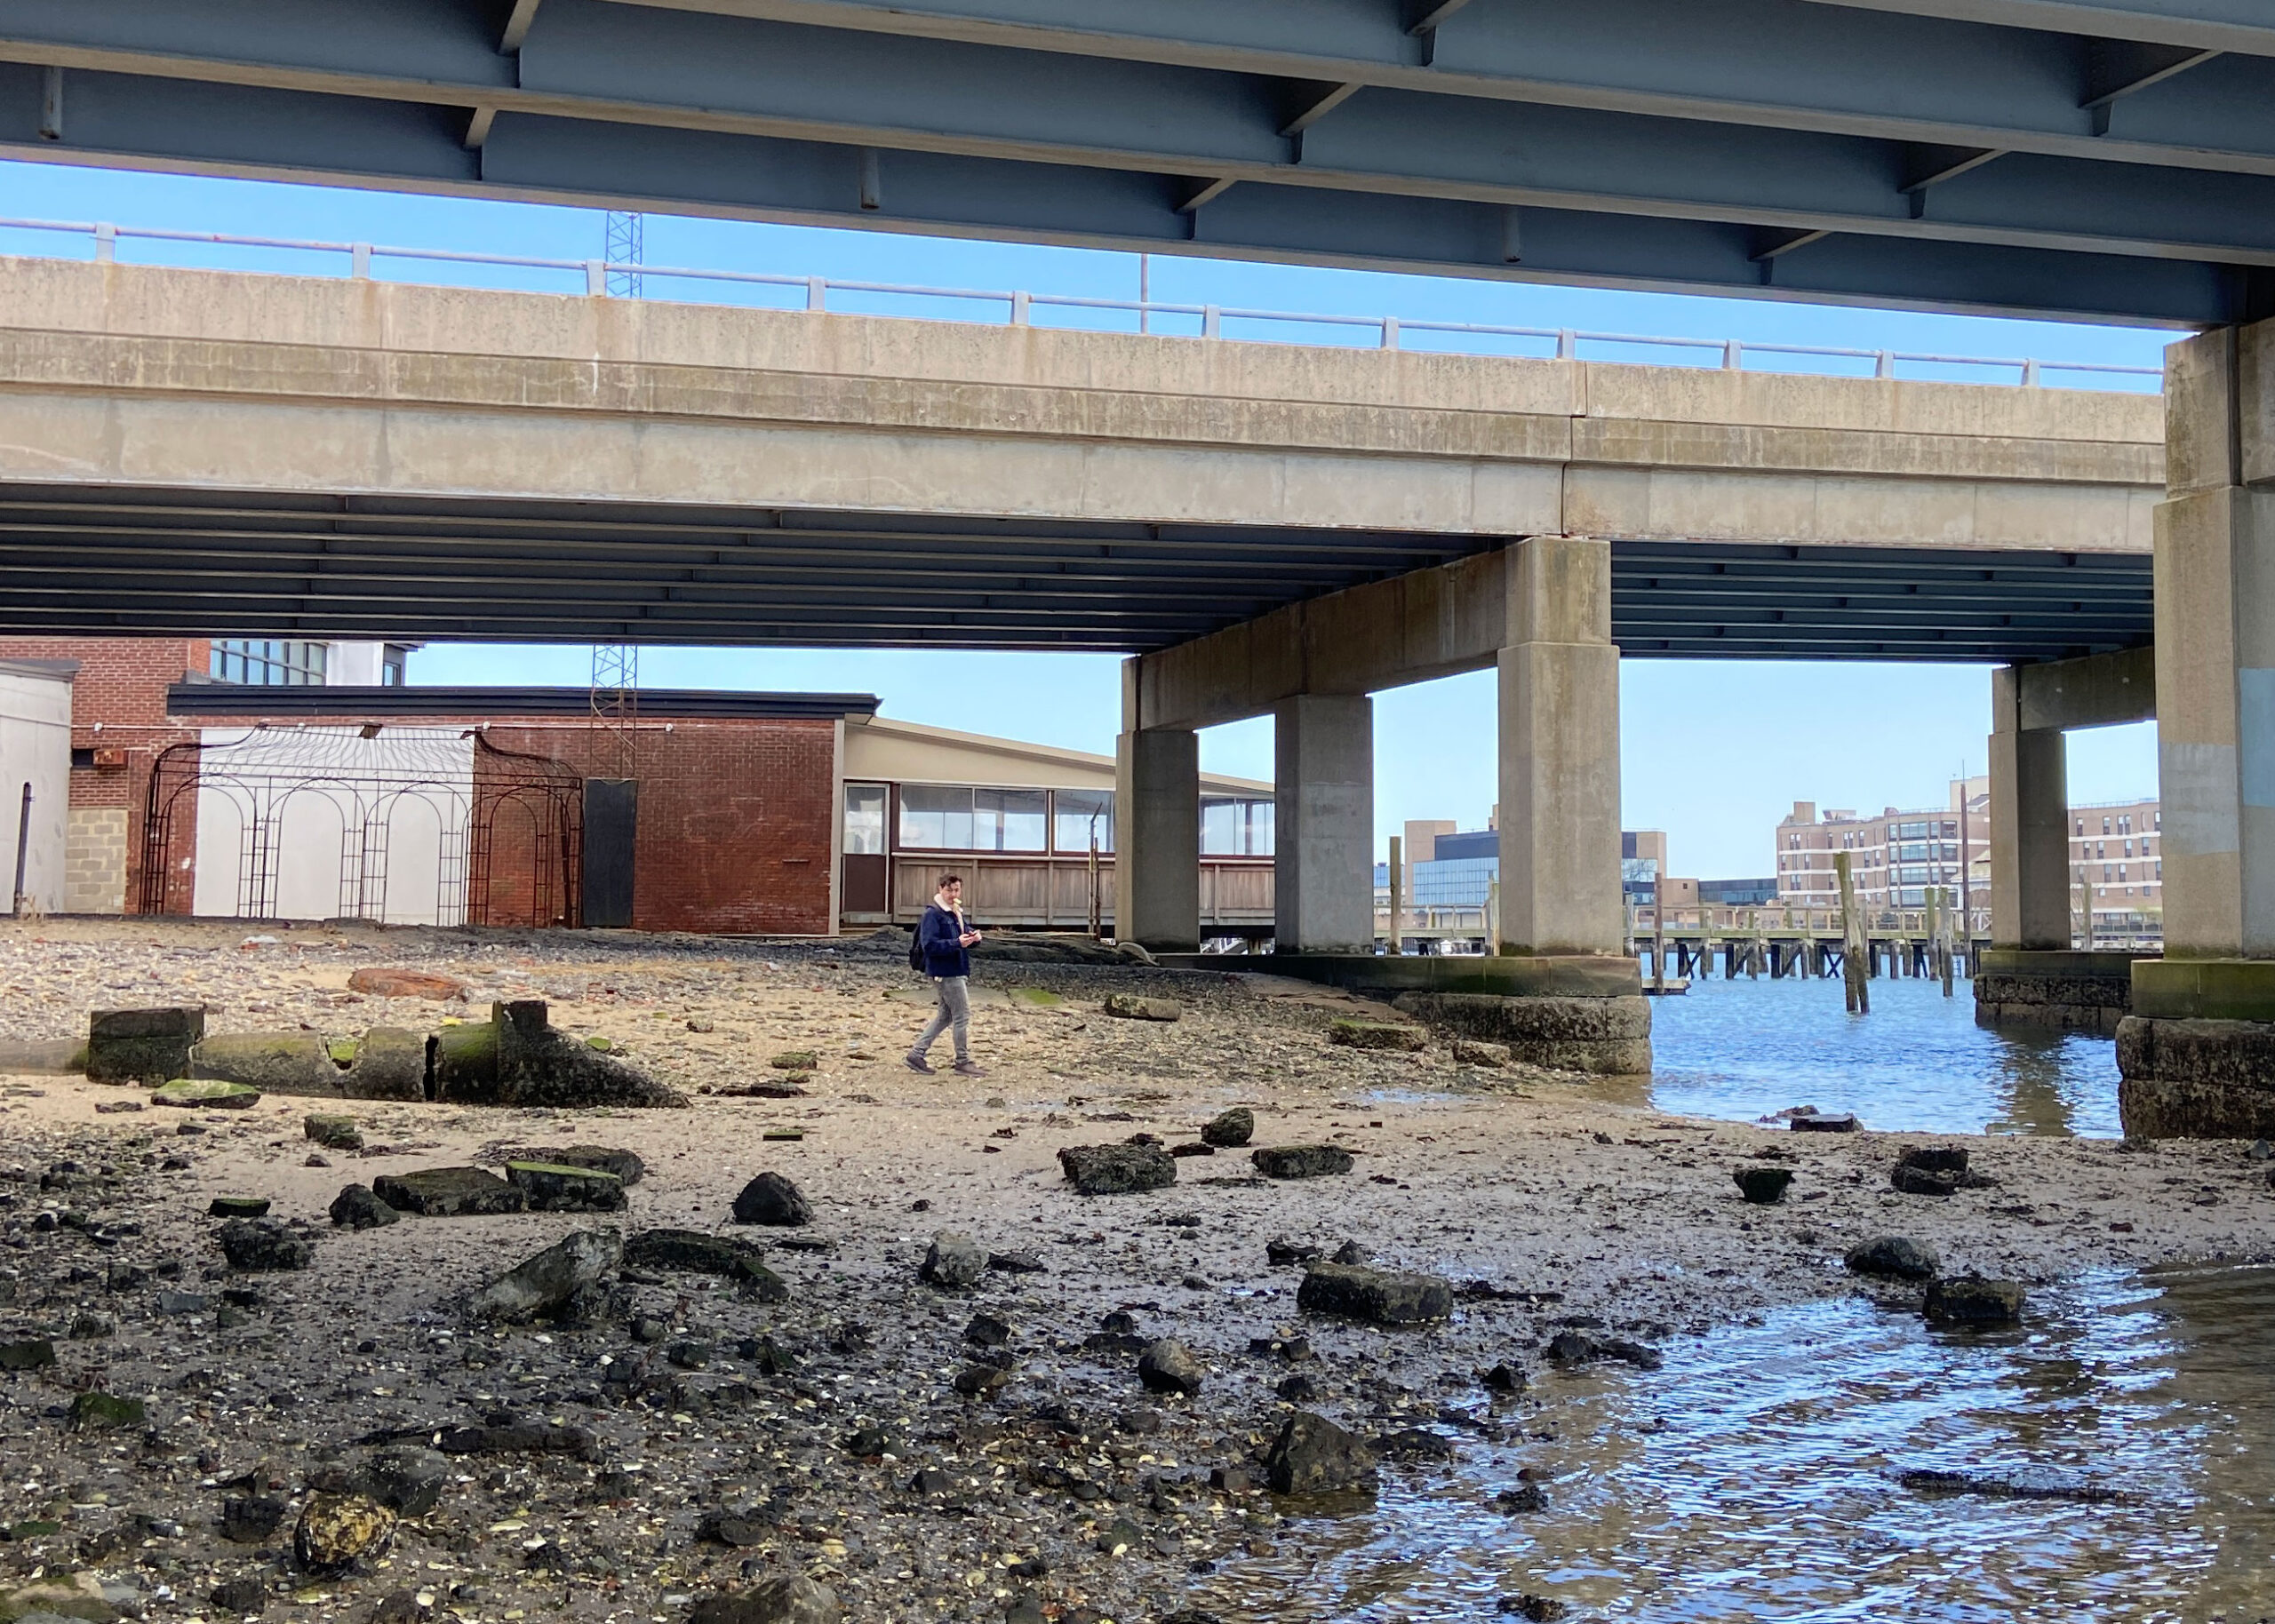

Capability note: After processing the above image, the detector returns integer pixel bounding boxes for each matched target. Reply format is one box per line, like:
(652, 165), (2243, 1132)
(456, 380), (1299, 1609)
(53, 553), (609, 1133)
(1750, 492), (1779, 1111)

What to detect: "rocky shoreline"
(2, 918), (2272, 1624)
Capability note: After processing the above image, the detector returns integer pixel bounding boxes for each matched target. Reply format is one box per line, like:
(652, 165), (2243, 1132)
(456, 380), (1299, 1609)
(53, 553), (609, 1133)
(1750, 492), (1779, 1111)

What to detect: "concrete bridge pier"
(1130, 534), (1648, 1074)
(2119, 318), (2275, 1139)
(1976, 649), (2152, 1035)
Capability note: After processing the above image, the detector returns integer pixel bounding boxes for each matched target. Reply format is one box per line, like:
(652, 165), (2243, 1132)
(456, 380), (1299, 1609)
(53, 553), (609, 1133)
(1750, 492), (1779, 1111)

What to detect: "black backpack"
(907, 928), (925, 974)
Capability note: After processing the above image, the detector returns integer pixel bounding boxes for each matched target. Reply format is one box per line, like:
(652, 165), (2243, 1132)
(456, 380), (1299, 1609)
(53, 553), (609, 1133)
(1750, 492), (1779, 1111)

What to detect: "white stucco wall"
(0, 665), (73, 912)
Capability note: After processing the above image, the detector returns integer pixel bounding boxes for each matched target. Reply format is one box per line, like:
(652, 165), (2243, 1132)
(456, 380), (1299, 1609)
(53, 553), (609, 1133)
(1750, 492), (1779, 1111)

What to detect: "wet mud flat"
(2, 919), (2273, 1624)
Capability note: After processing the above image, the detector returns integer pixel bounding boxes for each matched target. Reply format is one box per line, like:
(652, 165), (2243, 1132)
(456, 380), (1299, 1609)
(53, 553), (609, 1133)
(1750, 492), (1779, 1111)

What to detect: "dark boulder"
(732, 1172), (813, 1227)
(1297, 1261), (1454, 1325)
(920, 1231), (989, 1289)
(373, 1167), (525, 1217)
(1136, 1339), (1203, 1397)
(1058, 1142), (1177, 1195)
(1732, 1166), (1793, 1205)
(218, 1218), (313, 1272)
(471, 1229), (623, 1321)
(1201, 1107), (1255, 1148)
(1265, 1412), (1377, 1494)
(1252, 1144), (1353, 1180)
(1844, 1236), (1941, 1281)
(622, 1230), (787, 1301)
(329, 1184), (400, 1230)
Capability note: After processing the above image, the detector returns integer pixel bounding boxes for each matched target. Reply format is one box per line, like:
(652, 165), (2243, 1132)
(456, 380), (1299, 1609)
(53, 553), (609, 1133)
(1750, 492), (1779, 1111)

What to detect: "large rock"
(86, 1006), (204, 1084)
(218, 1218), (314, 1271)
(1328, 1019), (1425, 1052)
(305, 1113), (363, 1150)
(1136, 1338), (1203, 1396)
(1733, 1166), (1793, 1205)
(330, 1184), (401, 1230)
(339, 1027), (427, 1101)
(507, 1162), (627, 1213)
(920, 1230), (988, 1290)
(348, 967), (467, 1000)
(502, 1145), (645, 1185)
(1297, 1261), (1454, 1325)
(622, 1230), (788, 1300)
(1058, 1142), (1177, 1195)
(1201, 1107), (1255, 1148)
(294, 1493), (395, 1569)
(731, 1172), (812, 1226)
(687, 1576), (842, 1624)
(355, 1447), (452, 1517)
(1389, 991), (1652, 1076)
(1265, 1412), (1377, 1494)
(1252, 1144), (1353, 1180)
(1844, 1236), (1941, 1281)
(373, 1167), (526, 1217)
(431, 1001), (685, 1110)
(472, 1229), (623, 1321)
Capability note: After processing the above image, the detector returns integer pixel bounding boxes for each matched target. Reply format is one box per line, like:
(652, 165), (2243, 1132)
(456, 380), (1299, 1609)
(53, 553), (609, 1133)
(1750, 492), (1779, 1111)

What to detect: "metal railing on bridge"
(0, 214), (2167, 395)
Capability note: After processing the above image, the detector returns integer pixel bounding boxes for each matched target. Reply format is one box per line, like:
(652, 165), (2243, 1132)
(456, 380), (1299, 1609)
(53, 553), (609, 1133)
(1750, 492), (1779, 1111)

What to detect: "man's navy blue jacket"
(918, 903), (971, 977)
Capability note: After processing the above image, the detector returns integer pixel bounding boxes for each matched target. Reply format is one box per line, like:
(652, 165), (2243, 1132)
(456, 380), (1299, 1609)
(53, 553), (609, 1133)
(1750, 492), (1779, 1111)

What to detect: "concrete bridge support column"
(1114, 724), (1200, 953)
(1497, 534), (1624, 956)
(2120, 319), (2275, 1136)
(1274, 694), (1375, 954)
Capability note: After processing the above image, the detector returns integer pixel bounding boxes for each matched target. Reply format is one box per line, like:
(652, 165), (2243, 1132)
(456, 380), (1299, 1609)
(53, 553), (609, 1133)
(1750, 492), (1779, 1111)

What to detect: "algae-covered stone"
(622, 1230), (788, 1301)
(342, 1026), (426, 1101)
(372, 1167), (524, 1217)
(1845, 1236), (1941, 1281)
(473, 1229), (623, 1321)
(150, 1078), (259, 1110)
(1925, 1274), (2025, 1327)
(0, 1339), (55, 1371)
(87, 1005), (204, 1085)
(499, 1144), (644, 1185)
(507, 1161), (627, 1213)
(770, 1050), (818, 1071)
(1265, 1411), (1377, 1495)
(189, 1031), (339, 1095)
(1328, 1018), (1426, 1052)
(1252, 1144), (1354, 1179)
(1201, 1107), (1255, 1148)
(1058, 1142), (1177, 1195)
(294, 1493), (395, 1569)
(330, 1183), (400, 1230)
(305, 1113), (363, 1150)
(68, 1391), (147, 1431)
(219, 1217), (314, 1271)
(1102, 993), (1180, 1022)
(433, 1001), (685, 1110)
(207, 1196), (272, 1219)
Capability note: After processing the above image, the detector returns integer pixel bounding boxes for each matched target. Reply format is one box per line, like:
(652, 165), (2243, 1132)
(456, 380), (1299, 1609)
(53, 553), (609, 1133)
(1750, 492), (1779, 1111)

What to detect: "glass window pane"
(843, 784), (886, 855)
(1054, 790), (1113, 854)
(1200, 797), (1236, 855)
(898, 784), (974, 850)
(975, 788), (1047, 852)
(1245, 799), (1274, 856)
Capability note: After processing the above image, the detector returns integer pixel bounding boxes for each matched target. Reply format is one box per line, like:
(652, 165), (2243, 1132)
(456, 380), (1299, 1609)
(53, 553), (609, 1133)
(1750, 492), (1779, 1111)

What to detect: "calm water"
(1203, 1263), (2275, 1623)
(1641, 972), (2122, 1138)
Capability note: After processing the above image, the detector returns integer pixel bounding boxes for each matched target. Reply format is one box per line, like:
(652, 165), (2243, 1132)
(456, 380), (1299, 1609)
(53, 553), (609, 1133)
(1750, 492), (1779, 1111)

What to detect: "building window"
(1052, 790), (1114, 855)
(1201, 796), (1275, 856)
(2103, 816), (2112, 834)
(842, 784), (886, 856)
(210, 639), (328, 686)
(380, 645), (410, 686)
(896, 785), (1048, 852)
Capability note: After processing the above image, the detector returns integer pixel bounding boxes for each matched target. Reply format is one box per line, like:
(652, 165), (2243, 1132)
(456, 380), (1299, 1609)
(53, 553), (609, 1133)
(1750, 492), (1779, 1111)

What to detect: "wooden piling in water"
(1835, 851), (1869, 1015)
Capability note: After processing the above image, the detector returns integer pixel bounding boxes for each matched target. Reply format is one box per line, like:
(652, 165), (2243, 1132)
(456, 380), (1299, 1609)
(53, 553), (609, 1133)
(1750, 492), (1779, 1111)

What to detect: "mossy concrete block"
(67, 1391), (147, 1431)
(1328, 1018), (1426, 1052)
(150, 1079), (259, 1110)
(190, 1031), (340, 1095)
(1251, 1144), (1353, 1179)
(2118, 1015), (2275, 1138)
(499, 1144), (644, 1185)
(622, 1229), (787, 1301)
(305, 1113), (364, 1150)
(86, 1006), (205, 1084)
(507, 1161), (627, 1213)
(1296, 1261), (1454, 1325)
(342, 1026), (426, 1101)
(435, 1002), (685, 1109)
(1390, 991), (1653, 1076)
(770, 1050), (818, 1071)
(373, 1167), (526, 1217)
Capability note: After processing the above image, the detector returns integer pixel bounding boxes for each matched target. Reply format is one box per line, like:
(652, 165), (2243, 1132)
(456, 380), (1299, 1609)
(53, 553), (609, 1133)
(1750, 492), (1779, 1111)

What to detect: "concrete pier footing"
(1972, 950), (2139, 1035)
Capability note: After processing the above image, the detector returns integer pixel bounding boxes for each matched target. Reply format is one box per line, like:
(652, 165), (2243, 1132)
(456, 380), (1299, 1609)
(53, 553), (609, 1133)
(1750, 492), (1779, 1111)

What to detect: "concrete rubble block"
(1845, 1236), (1941, 1280)
(1057, 1142), (1177, 1195)
(919, 1230), (989, 1289)
(1251, 1144), (1353, 1180)
(189, 1031), (341, 1095)
(1733, 1166), (1793, 1204)
(433, 1000), (687, 1109)
(1102, 993), (1181, 1022)
(506, 1161), (627, 1213)
(622, 1229), (788, 1301)
(1389, 991), (1652, 1076)
(1449, 1039), (1510, 1068)
(149, 1079), (259, 1110)
(347, 967), (467, 1000)
(1136, 1338), (1204, 1396)
(354, 1447), (453, 1517)
(219, 1217), (314, 1271)
(1296, 1260), (1455, 1325)
(1972, 958), (2133, 1037)
(1924, 1275), (2026, 1327)
(472, 1228), (623, 1321)
(372, 1167), (526, 1218)
(85, 1006), (205, 1084)
(342, 1027), (427, 1101)
(1327, 1018), (1426, 1052)
(2116, 1016), (2275, 1139)
(502, 1145), (645, 1185)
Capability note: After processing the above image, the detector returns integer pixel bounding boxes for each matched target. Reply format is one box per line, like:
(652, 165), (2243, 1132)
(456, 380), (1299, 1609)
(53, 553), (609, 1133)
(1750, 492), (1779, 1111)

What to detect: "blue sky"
(0, 157), (2165, 877)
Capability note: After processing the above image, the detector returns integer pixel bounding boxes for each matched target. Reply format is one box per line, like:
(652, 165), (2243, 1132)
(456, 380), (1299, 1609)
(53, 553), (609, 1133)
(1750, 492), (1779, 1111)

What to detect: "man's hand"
(960, 930), (982, 947)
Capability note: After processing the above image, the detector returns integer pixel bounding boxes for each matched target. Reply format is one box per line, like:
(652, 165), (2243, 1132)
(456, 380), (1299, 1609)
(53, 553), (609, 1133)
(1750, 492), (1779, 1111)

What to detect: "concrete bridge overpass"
(0, 255), (2158, 658)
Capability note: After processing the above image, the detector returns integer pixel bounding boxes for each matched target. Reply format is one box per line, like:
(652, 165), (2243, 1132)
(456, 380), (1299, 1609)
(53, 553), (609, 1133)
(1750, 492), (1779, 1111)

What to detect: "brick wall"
(0, 638), (208, 913)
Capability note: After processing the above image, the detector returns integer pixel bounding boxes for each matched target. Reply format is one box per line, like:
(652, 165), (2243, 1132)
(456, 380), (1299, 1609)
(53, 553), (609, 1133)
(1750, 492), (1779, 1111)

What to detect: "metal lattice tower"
(590, 641), (638, 779)
(603, 210), (643, 299)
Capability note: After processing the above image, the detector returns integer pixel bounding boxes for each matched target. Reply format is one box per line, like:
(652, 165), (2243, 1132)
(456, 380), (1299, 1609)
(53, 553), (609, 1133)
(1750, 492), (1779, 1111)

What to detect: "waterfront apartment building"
(2067, 796), (2164, 941)
(1776, 778), (1990, 922)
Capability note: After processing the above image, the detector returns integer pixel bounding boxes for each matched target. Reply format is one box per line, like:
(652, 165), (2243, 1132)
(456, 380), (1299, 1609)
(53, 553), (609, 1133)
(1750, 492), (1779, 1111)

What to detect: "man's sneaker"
(952, 1061), (988, 1078)
(905, 1054), (935, 1075)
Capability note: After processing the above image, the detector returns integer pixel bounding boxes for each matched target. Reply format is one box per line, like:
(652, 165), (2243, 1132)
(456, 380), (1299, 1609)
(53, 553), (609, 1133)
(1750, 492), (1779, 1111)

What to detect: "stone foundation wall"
(1973, 970), (2131, 1036)
(2116, 1015), (2275, 1139)
(1391, 991), (1651, 1076)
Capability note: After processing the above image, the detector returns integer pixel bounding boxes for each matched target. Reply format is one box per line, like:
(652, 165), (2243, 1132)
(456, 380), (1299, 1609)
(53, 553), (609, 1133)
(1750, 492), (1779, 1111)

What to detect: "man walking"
(908, 872), (986, 1076)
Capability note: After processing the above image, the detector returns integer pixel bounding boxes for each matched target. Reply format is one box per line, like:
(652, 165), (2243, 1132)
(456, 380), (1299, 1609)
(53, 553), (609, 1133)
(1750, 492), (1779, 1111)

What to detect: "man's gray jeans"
(912, 975), (971, 1063)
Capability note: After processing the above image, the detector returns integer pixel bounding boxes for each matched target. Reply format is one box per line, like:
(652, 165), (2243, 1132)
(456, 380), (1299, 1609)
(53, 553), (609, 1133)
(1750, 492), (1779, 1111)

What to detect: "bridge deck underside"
(0, 482), (2149, 663)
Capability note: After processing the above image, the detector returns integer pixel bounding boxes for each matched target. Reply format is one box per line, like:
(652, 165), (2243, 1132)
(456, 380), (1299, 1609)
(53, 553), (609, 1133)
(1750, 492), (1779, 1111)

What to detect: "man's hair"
(937, 872), (962, 890)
